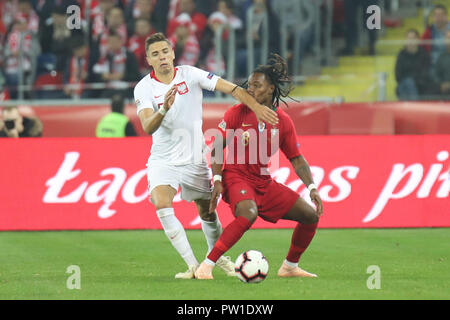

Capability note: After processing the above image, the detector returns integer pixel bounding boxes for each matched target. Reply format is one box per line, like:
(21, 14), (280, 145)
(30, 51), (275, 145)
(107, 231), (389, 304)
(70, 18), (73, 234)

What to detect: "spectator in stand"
(0, 0), (19, 36)
(235, 0), (280, 77)
(272, 0), (313, 74)
(17, 0), (39, 34)
(3, 14), (39, 99)
(151, 0), (170, 33)
(166, 0), (207, 41)
(199, 4), (243, 94)
(340, 0), (380, 56)
(97, 6), (128, 59)
(199, 12), (229, 77)
(217, 0), (243, 30)
(422, 4), (450, 66)
(395, 29), (433, 101)
(434, 30), (450, 100)
(0, 106), (43, 138)
(91, 0), (116, 43)
(128, 18), (155, 76)
(92, 30), (140, 98)
(168, 13), (200, 66)
(39, 5), (84, 73)
(63, 36), (95, 98)
(34, 0), (79, 22)
(125, 0), (155, 35)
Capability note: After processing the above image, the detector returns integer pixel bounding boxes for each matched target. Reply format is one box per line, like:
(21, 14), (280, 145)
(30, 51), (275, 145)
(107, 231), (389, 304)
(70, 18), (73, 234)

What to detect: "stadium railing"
(213, 23), (236, 98)
(245, 3), (269, 76)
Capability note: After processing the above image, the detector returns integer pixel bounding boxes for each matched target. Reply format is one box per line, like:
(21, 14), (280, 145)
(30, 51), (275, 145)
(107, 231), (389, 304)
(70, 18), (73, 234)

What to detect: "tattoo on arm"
(292, 156), (314, 187)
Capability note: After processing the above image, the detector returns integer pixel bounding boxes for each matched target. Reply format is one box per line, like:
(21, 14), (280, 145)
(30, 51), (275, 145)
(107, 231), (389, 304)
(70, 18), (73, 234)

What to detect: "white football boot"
(216, 256), (237, 277)
(175, 265), (198, 279)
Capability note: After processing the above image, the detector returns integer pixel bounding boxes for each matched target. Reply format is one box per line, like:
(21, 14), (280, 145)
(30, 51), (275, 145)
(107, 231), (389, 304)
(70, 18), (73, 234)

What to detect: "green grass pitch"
(0, 228), (449, 300)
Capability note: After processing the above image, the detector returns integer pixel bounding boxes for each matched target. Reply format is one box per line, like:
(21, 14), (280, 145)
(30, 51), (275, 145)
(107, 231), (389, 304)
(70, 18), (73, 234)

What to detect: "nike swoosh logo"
(154, 94), (163, 98)
(242, 123), (252, 127)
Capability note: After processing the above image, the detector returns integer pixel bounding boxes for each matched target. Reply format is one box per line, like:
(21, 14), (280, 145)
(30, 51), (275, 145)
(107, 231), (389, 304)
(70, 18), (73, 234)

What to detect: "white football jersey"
(134, 65), (220, 165)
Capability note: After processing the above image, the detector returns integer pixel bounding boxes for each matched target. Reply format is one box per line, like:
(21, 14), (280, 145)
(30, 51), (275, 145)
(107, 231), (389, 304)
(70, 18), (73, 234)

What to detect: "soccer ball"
(234, 250), (269, 283)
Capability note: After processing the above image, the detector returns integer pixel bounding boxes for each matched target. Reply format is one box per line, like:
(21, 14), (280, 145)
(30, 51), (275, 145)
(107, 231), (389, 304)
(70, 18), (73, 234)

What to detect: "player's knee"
(303, 209), (319, 225)
(308, 213), (319, 225)
(235, 202), (258, 224)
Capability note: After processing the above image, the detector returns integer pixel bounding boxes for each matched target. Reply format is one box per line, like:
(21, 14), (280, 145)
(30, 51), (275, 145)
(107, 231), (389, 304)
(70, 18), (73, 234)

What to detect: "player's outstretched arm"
(214, 78), (279, 125)
(290, 155), (323, 216)
(138, 85), (177, 134)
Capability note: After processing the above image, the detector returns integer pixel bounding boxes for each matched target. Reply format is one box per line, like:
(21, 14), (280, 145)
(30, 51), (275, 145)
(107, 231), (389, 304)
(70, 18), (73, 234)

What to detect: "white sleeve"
(185, 65), (221, 92)
(134, 81), (156, 116)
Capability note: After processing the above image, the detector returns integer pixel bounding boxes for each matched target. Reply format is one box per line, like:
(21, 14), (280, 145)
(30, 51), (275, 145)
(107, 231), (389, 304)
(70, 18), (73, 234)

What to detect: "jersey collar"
(150, 67), (178, 83)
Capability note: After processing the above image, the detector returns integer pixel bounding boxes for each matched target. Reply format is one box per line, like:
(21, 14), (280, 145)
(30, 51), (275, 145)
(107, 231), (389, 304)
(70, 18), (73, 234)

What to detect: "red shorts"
(222, 177), (299, 223)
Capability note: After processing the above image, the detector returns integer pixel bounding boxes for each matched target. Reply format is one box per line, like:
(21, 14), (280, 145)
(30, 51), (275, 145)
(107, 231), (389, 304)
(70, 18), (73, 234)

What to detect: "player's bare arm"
(138, 85), (177, 134)
(214, 78), (279, 126)
(290, 155), (323, 216)
(209, 134), (227, 213)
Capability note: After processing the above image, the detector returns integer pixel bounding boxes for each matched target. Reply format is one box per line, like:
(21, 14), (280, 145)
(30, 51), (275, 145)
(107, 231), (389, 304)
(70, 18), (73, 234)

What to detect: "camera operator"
(0, 106), (43, 138)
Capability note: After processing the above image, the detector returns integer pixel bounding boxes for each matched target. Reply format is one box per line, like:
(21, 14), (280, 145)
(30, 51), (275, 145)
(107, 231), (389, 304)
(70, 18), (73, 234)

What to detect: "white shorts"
(147, 160), (213, 202)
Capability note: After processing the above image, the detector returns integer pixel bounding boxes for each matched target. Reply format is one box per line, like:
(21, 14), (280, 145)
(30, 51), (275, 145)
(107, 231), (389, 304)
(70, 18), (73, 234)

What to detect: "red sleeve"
(280, 113), (301, 160)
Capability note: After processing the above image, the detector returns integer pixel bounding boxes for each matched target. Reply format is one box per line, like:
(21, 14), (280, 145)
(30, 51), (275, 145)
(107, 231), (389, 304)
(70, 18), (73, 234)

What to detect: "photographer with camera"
(0, 106), (43, 138)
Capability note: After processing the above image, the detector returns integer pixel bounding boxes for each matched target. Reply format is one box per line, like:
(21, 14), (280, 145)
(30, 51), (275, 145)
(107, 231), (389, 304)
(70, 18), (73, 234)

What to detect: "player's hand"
(209, 181), (223, 214)
(254, 103), (278, 126)
(163, 84), (178, 111)
(310, 189), (323, 217)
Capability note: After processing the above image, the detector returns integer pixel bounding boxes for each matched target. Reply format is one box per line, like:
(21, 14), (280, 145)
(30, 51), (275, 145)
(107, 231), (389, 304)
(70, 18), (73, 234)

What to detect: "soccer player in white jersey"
(134, 33), (278, 279)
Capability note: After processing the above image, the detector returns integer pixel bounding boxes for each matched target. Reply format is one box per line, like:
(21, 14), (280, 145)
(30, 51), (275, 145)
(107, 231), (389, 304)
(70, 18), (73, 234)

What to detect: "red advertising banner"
(0, 135), (449, 231)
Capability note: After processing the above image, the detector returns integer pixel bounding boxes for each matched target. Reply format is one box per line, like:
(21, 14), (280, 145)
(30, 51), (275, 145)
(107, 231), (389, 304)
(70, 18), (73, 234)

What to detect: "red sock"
(286, 223), (318, 264)
(207, 216), (252, 263)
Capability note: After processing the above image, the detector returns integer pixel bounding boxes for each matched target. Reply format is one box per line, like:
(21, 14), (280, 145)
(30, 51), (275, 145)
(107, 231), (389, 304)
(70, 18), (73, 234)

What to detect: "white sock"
(201, 215), (222, 254)
(284, 259), (298, 268)
(157, 208), (198, 267)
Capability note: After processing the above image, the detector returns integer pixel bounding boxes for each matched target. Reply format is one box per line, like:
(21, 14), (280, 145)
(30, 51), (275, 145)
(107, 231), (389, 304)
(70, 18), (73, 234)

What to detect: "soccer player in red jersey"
(195, 54), (323, 279)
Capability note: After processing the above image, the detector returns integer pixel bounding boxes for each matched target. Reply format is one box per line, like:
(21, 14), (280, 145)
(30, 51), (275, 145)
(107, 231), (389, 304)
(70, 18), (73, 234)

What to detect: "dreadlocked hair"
(243, 53), (298, 109)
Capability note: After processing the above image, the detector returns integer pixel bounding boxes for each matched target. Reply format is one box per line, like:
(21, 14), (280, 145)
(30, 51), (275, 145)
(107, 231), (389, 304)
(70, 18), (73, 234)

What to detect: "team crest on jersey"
(218, 119), (226, 131)
(176, 81), (189, 95)
(207, 72), (214, 79)
(258, 122), (266, 132)
(242, 131), (250, 146)
(135, 99), (141, 106)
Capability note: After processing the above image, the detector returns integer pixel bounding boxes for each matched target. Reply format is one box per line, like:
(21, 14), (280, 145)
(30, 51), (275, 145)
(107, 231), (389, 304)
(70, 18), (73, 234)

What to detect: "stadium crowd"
(0, 0), (292, 100)
(395, 4), (450, 100)
(0, 0), (448, 101)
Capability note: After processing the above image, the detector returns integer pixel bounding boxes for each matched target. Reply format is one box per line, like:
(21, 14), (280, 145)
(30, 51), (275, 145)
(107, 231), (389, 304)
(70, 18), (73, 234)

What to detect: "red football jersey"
(217, 103), (301, 185)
